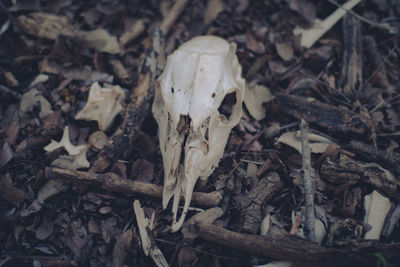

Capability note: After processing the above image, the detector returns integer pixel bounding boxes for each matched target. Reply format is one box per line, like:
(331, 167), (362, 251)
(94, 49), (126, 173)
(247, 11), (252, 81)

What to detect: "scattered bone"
(364, 190), (392, 240)
(153, 36), (245, 231)
(293, 0), (362, 48)
(89, 131), (108, 151)
(44, 126), (81, 155)
(51, 144), (90, 170)
(133, 200), (169, 267)
(75, 82), (126, 131)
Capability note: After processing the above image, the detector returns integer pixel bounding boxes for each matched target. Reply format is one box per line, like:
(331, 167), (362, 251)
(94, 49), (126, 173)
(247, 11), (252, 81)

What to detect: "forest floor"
(1, 0), (400, 266)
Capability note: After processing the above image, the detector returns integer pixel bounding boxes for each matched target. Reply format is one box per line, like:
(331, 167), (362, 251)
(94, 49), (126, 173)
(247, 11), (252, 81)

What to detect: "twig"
(51, 167), (222, 208)
(0, 85), (21, 99)
(327, 0), (397, 32)
(192, 223), (400, 266)
(300, 119), (315, 242)
(160, 0), (188, 36)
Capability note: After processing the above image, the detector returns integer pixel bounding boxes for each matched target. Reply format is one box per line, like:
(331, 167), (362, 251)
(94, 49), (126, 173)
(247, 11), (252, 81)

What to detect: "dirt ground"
(1, 0), (400, 266)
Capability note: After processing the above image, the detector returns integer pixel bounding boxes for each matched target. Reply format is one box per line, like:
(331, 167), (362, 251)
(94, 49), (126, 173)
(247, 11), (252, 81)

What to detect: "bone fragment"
(293, 0), (362, 48)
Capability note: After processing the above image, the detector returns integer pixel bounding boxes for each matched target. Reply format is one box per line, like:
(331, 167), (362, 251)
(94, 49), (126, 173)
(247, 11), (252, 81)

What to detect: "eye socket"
(171, 87), (174, 93)
(218, 91), (237, 120)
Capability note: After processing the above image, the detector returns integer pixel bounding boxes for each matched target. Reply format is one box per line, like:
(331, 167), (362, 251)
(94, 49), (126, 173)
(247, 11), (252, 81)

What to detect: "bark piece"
(274, 93), (370, 135)
(320, 154), (399, 198)
(349, 140), (400, 175)
(234, 172), (284, 234)
(51, 167), (222, 208)
(340, 14), (363, 97)
(91, 29), (164, 172)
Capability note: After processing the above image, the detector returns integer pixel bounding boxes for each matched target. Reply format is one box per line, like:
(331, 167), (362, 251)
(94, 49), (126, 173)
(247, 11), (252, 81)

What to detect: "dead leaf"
(19, 88), (53, 119)
(277, 131), (332, 154)
(204, 0), (224, 25)
(5, 121), (20, 145)
(15, 12), (77, 40)
(0, 173), (26, 206)
(21, 178), (68, 216)
(101, 217), (117, 244)
(99, 206), (112, 214)
(88, 219), (101, 234)
(0, 142), (13, 168)
(130, 159), (154, 183)
(246, 30), (266, 54)
(288, 0), (316, 24)
(244, 84), (273, 120)
(82, 29), (121, 54)
(275, 42), (294, 61)
(36, 219), (54, 240)
(112, 229), (133, 267)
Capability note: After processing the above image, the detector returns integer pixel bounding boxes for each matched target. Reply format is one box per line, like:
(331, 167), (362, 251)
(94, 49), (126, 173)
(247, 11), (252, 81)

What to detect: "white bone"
(75, 82), (125, 131)
(293, 0), (362, 48)
(44, 126), (81, 155)
(153, 36), (245, 231)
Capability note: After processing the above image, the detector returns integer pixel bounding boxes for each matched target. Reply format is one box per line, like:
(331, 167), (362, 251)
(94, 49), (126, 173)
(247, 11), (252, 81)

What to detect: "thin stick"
(160, 0), (188, 36)
(300, 119), (315, 242)
(51, 167), (221, 208)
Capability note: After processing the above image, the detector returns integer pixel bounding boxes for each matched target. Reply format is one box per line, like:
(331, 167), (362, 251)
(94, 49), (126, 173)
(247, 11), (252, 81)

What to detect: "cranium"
(152, 36), (245, 231)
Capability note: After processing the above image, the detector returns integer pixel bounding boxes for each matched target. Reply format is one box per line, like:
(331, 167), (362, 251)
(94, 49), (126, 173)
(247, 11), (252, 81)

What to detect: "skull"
(152, 36), (245, 231)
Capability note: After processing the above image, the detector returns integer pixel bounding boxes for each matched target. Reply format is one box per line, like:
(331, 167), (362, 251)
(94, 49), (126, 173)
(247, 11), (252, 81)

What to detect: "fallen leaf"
(204, 0), (224, 25)
(99, 206), (112, 214)
(288, 0), (316, 24)
(275, 42), (294, 61)
(15, 12), (76, 40)
(0, 173), (26, 206)
(130, 159), (154, 183)
(5, 121), (20, 145)
(36, 219), (54, 240)
(82, 29), (121, 54)
(21, 178), (68, 216)
(243, 84), (273, 120)
(277, 131), (332, 154)
(19, 88), (53, 119)
(0, 142), (13, 168)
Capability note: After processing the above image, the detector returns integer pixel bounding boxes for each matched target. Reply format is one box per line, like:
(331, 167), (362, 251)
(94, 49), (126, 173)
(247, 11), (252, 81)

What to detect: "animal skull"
(152, 36), (245, 231)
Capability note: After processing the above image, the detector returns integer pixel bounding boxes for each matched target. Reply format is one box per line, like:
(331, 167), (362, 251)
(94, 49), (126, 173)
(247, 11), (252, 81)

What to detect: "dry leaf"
(277, 131), (332, 154)
(244, 84), (273, 120)
(20, 88), (53, 119)
(0, 173), (26, 206)
(204, 0), (224, 25)
(275, 42), (294, 61)
(0, 142), (13, 168)
(36, 219), (54, 240)
(82, 28), (121, 54)
(15, 12), (76, 40)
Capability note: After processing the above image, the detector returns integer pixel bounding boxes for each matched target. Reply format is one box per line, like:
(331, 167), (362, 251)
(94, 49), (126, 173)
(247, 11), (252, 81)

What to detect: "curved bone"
(153, 36), (245, 231)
